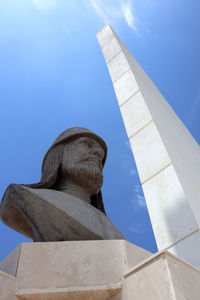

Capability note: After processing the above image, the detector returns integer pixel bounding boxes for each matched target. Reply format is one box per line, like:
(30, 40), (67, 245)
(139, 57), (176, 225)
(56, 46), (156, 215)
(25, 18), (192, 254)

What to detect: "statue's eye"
(77, 138), (95, 148)
(78, 139), (88, 145)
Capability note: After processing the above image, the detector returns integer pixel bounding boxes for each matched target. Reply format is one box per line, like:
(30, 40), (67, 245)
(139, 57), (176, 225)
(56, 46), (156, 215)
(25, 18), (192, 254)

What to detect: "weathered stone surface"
(1, 240), (200, 300)
(165, 254), (200, 299)
(107, 291), (122, 300)
(0, 245), (21, 277)
(0, 184), (124, 242)
(0, 240), (151, 299)
(0, 240), (150, 293)
(15, 283), (121, 300)
(0, 271), (17, 300)
(0, 127), (125, 242)
(168, 230), (200, 270)
(15, 240), (150, 290)
(124, 255), (173, 299)
(123, 251), (200, 300)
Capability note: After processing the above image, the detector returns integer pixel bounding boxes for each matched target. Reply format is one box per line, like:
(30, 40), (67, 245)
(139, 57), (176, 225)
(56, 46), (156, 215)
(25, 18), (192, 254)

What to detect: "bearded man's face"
(58, 137), (105, 195)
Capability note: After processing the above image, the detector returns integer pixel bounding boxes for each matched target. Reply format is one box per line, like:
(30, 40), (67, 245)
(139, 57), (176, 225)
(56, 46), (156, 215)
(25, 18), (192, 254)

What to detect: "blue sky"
(0, 0), (200, 260)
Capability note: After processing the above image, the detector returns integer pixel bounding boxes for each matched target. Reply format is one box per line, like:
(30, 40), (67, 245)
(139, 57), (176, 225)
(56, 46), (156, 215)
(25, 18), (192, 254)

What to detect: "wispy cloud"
(32, 0), (57, 14)
(90, 0), (137, 31)
(186, 87), (200, 121)
(129, 168), (136, 176)
(132, 184), (146, 208)
(121, 1), (137, 31)
(135, 193), (146, 208)
(128, 223), (144, 233)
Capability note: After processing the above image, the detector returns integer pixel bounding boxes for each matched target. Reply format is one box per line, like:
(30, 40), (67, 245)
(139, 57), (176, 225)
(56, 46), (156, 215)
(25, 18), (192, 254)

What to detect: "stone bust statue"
(0, 127), (124, 242)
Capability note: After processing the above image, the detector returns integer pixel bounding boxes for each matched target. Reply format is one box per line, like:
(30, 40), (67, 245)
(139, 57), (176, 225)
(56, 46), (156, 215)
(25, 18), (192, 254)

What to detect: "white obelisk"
(97, 25), (200, 269)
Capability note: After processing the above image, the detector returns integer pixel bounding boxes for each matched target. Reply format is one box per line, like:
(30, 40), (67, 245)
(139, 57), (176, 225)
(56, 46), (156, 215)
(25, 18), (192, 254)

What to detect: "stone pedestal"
(0, 271), (17, 300)
(1, 240), (200, 299)
(0, 240), (150, 299)
(122, 251), (200, 300)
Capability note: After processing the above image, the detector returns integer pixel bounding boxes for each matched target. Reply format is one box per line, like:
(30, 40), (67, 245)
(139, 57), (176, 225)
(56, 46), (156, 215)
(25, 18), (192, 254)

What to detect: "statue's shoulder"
(0, 183), (32, 218)
(0, 183), (125, 242)
(1, 183), (34, 204)
(2, 183), (31, 194)
(2, 183), (56, 200)
(0, 183), (35, 239)
(1, 183), (23, 205)
(1, 184), (72, 216)
(0, 184), (67, 240)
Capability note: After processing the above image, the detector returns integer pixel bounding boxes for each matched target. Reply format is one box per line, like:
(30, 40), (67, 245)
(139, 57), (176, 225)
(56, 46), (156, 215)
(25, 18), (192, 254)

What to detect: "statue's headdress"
(26, 127), (107, 215)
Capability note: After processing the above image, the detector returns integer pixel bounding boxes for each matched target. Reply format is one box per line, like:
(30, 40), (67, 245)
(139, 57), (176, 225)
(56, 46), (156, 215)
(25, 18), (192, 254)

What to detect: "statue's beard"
(61, 162), (103, 196)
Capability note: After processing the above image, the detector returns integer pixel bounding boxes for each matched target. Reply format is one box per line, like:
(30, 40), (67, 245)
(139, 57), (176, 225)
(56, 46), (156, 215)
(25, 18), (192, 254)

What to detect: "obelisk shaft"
(97, 25), (200, 269)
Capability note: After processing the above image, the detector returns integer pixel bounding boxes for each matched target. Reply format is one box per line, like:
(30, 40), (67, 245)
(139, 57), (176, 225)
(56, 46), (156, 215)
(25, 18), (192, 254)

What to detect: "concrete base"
(0, 271), (17, 300)
(0, 240), (150, 299)
(15, 284), (121, 300)
(122, 251), (200, 300)
(168, 230), (200, 269)
(1, 240), (199, 299)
